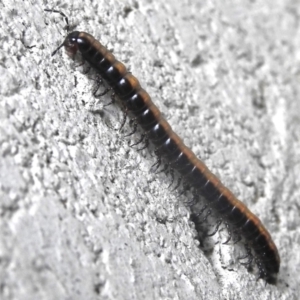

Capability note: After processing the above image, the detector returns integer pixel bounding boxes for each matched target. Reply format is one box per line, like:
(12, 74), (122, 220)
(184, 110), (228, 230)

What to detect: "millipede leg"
(171, 176), (182, 192)
(232, 233), (242, 244)
(95, 86), (111, 98)
(73, 58), (86, 69)
(151, 149), (162, 173)
(104, 92), (116, 107)
(222, 222), (232, 245)
(238, 243), (252, 260)
(206, 219), (222, 237)
(194, 203), (208, 216)
(137, 135), (149, 151)
(151, 160), (161, 173)
(241, 259), (254, 269)
(180, 180), (190, 195)
(155, 163), (169, 174)
(129, 133), (145, 147)
(89, 73), (102, 83)
(82, 64), (91, 75)
(92, 76), (104, 96)
(124, 118), (138, 137)
(167, 168), (175, 187)
(119, 108), (128, 132)
(222, 234), (232, 245)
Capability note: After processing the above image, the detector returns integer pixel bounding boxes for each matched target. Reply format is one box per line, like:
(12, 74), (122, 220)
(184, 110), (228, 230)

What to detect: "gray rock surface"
(0, 0), (299, 299)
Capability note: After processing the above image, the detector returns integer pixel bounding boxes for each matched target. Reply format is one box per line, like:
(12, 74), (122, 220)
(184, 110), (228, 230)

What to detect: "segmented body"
(50, 29), (280, 284)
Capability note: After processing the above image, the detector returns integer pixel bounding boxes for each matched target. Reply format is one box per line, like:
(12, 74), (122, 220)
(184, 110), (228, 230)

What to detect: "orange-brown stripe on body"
(80, 32), (111, 61)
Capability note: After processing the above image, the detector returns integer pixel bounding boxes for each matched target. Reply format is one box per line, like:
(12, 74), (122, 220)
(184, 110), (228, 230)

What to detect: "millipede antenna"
(44, 9), (70, 56)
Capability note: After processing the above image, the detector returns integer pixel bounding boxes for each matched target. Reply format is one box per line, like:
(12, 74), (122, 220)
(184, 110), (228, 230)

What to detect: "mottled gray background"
(1, 0), (299, 299)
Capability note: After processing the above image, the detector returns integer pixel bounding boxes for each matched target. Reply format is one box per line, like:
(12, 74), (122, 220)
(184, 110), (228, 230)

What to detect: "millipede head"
(61, 31), (81, 57)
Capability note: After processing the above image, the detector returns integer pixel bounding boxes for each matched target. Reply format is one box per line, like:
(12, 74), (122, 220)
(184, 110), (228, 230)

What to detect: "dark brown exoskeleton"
(45, 9), (280, 284)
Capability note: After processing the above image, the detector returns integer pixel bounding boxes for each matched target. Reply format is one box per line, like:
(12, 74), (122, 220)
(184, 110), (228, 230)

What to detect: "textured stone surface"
(0, 0), (299, 299)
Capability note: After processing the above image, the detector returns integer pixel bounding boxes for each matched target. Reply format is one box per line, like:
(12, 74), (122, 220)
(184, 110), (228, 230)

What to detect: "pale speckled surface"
(0, 0), (299, 299)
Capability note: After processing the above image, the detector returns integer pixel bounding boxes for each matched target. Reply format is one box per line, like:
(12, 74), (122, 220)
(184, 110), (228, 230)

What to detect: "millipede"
(44, 9), (280, 284)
